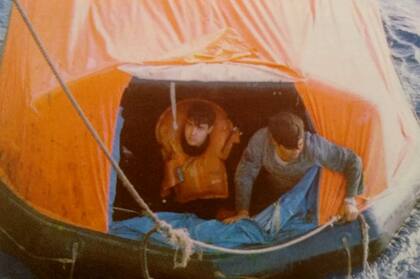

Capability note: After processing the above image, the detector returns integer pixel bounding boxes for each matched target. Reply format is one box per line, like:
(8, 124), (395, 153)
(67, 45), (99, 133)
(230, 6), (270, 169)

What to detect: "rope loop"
(142, 227), (159, 279)
(155, 220), (194, 268)
(69, 242), (79, 279)
(358, 214), (371, 273)
(341, 236), (352, 279)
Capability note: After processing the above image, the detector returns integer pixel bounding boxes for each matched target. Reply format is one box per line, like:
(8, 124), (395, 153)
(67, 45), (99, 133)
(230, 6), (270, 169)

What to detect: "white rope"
(359, 185), (406, 212)
(358, 215), (371, 273)
(69, 242), (79, 279)
(113, 206), (141, 215)
(169, 229), (194, 268)
(170, 82), (178, 130)
(142, 227), (158, 279)
(152, 220), (194, 268)
(189, 216), (339, 255)
(341, 236), (352, 279)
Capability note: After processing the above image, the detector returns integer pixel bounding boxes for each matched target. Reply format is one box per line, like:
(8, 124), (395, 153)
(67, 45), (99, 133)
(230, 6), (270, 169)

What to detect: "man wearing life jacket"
(156, 100), (240, 219)
(224, 112), (363, 224)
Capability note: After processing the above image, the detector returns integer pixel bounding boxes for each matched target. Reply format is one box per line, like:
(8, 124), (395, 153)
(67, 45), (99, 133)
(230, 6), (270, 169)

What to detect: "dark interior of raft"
(113, 78), (315, 221)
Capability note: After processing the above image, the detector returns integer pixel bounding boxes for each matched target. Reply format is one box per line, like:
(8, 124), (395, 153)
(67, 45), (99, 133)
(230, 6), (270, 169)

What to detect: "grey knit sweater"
(235, 128), (364, 211)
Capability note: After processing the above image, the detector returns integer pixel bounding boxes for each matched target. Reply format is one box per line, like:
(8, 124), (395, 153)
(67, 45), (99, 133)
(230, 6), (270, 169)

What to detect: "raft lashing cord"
(0, 224), (81, 277)
(142, 228), (159, 279)
(0, 225), (74, 264)
(358, 215), (371, 273)
(341, 236), (352, 279)
(341, 215), (371, 278)
(69, 242), (79, 279)
(12, 0), (369, 270)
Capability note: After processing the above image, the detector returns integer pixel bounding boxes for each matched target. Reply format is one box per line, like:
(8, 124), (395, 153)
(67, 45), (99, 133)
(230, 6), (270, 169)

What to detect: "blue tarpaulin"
(109, 166), (320, 248)
(108, 108), (124, 225)
(0, 0), (12, 59)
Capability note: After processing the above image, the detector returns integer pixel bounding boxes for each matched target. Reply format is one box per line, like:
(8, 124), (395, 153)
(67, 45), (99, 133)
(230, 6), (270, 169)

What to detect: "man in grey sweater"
(224, 112), (363, 224)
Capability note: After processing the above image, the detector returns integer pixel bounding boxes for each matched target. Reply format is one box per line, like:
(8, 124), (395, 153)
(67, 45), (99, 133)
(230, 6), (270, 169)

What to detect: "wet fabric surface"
(110, 167), (319, 248)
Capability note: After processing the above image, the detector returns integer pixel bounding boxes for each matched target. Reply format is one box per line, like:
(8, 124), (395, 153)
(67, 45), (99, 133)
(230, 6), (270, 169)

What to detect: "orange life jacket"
(155, 99), (240, 203)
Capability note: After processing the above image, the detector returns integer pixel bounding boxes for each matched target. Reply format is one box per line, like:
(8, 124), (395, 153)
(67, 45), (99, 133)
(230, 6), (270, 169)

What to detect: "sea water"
(0, 1), (420, 278)
(380, 0), (420, 116)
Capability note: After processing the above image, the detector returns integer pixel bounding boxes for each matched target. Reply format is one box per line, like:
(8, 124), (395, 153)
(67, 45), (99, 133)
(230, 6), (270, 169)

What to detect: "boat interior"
(113, 77), (315, 220)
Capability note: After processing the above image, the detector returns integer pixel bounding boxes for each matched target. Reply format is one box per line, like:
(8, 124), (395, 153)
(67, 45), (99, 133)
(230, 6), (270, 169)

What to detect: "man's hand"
(223, 210), (250, 224)
(342, 198), (359, 222)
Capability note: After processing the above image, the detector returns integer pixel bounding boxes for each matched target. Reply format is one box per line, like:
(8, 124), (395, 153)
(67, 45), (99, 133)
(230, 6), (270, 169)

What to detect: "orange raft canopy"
(0, 0), (419, 232)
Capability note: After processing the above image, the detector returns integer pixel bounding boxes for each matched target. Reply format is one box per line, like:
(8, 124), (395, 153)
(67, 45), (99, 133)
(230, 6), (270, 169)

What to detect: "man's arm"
(224, 129), (265, 223)
(309, 133), (363, 221)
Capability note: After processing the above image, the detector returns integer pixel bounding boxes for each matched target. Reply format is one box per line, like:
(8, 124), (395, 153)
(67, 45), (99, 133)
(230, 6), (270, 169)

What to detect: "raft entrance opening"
(113, 78), (315, 221)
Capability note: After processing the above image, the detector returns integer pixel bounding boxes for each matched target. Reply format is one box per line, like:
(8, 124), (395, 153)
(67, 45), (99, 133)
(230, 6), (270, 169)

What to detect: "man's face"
(274, 137), (304, 162)
(184, 119), (213, 147)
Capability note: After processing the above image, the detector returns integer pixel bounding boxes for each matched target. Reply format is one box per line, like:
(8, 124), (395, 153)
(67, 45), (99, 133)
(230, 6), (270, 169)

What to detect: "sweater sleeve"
(308, 133), (364, 197)
(234, 129), (265, 211)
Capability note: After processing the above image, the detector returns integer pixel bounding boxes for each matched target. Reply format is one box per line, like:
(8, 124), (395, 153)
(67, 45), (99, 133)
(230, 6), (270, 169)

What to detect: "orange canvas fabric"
(0, 64), (131, 231)
(295, 80), (388, 222)
(0, 0), (419, 230)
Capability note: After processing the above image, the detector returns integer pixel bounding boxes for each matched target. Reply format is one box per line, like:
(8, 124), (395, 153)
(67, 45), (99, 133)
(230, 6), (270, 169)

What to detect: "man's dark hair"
(268, 112), (304, 149)
(186, 102), (216, 127)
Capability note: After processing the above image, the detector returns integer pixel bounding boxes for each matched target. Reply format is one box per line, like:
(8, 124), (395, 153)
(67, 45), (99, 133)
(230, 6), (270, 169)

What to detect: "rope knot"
(156, 220), (194, 268)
